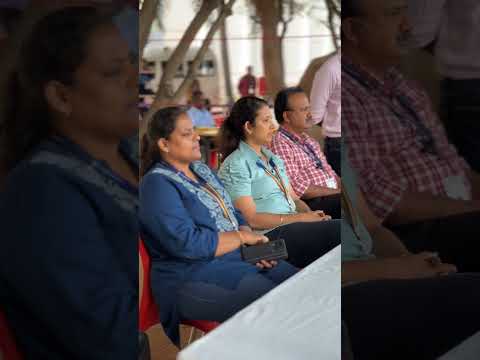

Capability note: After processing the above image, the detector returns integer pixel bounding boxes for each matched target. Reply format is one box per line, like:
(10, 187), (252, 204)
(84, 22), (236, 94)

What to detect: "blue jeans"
(177, 261), (297, 322)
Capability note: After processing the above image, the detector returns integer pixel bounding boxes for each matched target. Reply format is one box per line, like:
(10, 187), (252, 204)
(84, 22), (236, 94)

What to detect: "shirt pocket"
(250, 170), (276, 200)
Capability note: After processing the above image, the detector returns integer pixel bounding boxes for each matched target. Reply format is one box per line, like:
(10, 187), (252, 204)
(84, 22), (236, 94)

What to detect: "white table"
(439, 331), (480, 360)
(177, 245), (341, 360)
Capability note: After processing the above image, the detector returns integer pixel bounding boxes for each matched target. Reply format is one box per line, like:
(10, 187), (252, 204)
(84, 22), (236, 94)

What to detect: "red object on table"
(213, 115), (225, 128)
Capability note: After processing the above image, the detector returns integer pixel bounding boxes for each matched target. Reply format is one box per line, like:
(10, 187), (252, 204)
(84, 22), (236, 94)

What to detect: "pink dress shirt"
(310, 51), (341, 138)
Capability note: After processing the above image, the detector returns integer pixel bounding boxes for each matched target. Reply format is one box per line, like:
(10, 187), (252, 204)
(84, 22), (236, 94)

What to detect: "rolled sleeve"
(234, 208), (248, 226)
(139, 173), (219, 261)
(217, 159), (252, 202)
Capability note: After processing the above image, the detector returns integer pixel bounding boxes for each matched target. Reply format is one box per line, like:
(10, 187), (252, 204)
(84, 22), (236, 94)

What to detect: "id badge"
(443, 175), (471, 200)
(326, 177), (337, 189)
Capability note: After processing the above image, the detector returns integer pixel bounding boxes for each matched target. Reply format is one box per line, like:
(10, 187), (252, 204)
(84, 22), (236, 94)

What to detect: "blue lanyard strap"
(256, 159), (291, 203)
(279, 128), (324, 169)
(342, 62), (437, 155)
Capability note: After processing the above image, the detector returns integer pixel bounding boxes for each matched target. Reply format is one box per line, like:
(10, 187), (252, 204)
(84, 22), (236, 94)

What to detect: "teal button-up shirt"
(342, 143), (375, 261)
(218, 141), (296, 215)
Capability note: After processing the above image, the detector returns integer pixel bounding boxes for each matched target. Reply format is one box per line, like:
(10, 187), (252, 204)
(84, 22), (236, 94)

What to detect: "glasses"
(286, 107), (310, 113)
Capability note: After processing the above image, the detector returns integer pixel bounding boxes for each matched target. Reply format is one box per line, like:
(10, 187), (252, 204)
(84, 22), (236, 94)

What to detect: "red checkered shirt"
(270, 127), (338, 197)
(342, 57), (471, 220)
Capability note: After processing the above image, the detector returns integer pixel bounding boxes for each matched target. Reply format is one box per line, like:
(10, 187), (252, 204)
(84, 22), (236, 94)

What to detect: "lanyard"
(342, 63), (437, 155)
(157, 160), (237, 227)
(201, 183), (237, 227)
(279, 128), (324, 169)
(256, 158), (291, 203)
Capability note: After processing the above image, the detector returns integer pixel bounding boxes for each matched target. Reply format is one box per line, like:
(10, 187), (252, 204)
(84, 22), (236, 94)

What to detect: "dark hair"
(218, 96), (269, 160)
(341, 0), (364, 20)
(1, 7), (113, 171)
(140, 106), (188, 176)
(274, 86), (305, 124)
(341, 0), (365, 40)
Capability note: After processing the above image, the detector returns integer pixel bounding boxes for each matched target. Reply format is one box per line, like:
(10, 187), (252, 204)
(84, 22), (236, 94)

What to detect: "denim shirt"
(0, 136), (138, 359)
(140, 161), (260, 344)
(218, 141), (296, 216)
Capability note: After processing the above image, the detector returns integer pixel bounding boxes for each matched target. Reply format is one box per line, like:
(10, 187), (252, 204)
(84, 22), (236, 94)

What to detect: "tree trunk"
(253, 0), (285, 101)
(220, 17), (234, 106)
(147, 0), (235, 119)
(149, 0), (219, 113)
(139, 0), (159, 56)
(325, 0), (340, 50)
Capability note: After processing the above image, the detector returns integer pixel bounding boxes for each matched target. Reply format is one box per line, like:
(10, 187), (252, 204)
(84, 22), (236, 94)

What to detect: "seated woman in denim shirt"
(139, 107), (298, 344)
(0, 7), (138, 359)
(217, 96), (340, 268)
(341, 143), (480, 359)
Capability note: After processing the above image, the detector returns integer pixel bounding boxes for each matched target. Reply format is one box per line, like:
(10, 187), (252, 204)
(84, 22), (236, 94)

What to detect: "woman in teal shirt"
(341, 144), (480, 359)
(217, 96), (340, 268)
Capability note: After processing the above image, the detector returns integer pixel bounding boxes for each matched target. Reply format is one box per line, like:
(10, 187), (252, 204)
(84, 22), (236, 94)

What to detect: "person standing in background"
(310, 50), (341, 175)
(407, 0), (480, 172)
(238, 65), (256, 97)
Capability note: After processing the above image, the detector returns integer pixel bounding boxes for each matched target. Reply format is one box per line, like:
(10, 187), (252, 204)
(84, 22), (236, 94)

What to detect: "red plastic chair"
(181, 319), (220, 345)
(0, 309), (22, 360)
(139, 239), (220, 345)
(139, 239), (160, 332)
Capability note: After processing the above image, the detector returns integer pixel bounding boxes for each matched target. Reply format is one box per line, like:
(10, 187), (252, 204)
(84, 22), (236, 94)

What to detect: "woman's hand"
(297, 210), (331, 223)
(385, 252), (457, 279)
(255, 260), (278, 269)
(238, 231), (269, 245)
(238, 231), (277, 268)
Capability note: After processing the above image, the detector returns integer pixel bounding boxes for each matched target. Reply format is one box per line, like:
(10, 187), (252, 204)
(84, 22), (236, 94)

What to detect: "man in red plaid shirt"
(270, 87), (341, 218)
(341, 0), (480, 270)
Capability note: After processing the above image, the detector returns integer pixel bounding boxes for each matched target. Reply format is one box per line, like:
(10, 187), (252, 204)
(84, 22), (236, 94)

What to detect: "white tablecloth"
(439, 331), (480, 360)
(177, 245), (341, 360)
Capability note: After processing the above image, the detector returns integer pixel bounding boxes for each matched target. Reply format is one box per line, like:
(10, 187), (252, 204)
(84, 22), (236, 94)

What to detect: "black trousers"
(441, 78), (480, 172)
(343, 273), (480, 360)
(265, 219), (340, 268)
(389, 211), (480, 272)
(304, 193), (341, 219)
(324, 137), (341, 175)
(138, 332), (151, 360)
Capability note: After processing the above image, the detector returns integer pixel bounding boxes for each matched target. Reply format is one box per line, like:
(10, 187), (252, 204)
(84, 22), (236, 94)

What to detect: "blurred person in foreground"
(0, 7), (138, 358)
(341, 0), (480, 272)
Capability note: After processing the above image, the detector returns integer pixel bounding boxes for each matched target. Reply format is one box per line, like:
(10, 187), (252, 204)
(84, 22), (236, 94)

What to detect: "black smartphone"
(240, 239), (288, 264)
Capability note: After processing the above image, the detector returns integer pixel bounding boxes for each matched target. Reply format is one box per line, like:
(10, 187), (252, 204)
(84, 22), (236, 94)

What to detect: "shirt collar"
(154, 160), (209, 185)
(279, 126), (307, 143)
(239, 140), (275, 162)
(342, 54), (403, 95)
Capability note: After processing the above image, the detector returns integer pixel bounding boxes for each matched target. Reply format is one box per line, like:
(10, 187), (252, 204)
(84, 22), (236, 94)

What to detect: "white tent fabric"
(178, 245), (341, 360)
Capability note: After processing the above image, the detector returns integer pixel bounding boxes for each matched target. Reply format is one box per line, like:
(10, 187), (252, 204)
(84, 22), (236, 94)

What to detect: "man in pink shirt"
(407, 0), (480, 172)
(310, 50), (341, 174)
